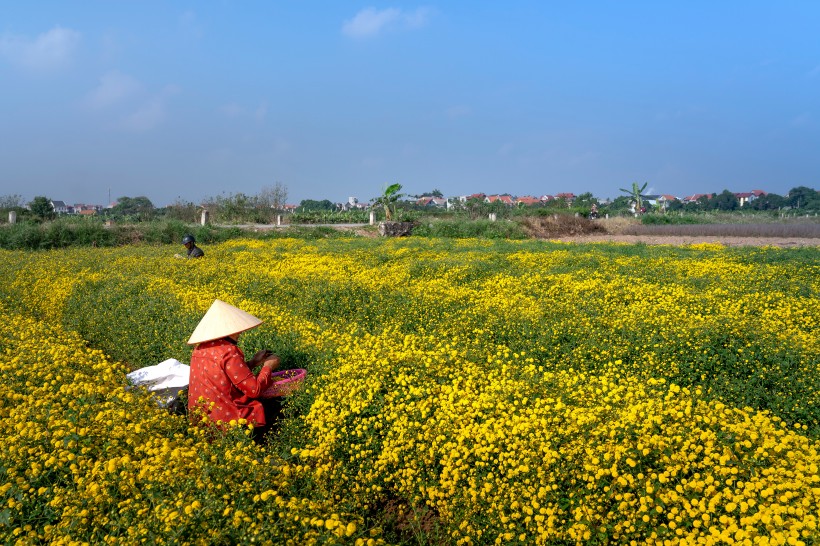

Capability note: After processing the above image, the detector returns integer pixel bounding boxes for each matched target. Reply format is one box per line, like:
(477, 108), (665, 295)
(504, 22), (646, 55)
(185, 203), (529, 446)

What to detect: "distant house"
(751, 189), (767, 197)
(655, 194), (679, 210)
(642, 194), (662, 206)
(282, 204), (298, 213)
(516, 196), (541, 206)
(485, 195), (515, 206)
(73, 203), (103, 214)
(683, 193), (714, 204)
(539, 194), (555, 202)
(554, 192), (576, 203)
(339, 197), (370, 211)
(734, 192), (755, 207)
(50, 200), (69, 214)
(416, 197), (447, 208)
(459, 193), (486, 203)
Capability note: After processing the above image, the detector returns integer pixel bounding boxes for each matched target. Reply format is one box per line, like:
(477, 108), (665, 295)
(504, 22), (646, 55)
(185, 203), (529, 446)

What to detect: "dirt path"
(554, 234), (820, 248)
(245, 221), (820, 248)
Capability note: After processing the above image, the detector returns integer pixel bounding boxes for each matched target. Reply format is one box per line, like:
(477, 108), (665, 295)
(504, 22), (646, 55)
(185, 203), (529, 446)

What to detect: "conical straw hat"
(187, 299), (263, 345)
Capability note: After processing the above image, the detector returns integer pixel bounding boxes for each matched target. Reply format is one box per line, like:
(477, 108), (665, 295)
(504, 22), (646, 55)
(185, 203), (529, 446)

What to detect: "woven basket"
(261, 368), (306, 398)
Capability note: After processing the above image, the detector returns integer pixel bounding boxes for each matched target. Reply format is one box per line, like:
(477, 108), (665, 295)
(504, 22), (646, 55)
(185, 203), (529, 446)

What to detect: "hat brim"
(187, 299), (263, 345)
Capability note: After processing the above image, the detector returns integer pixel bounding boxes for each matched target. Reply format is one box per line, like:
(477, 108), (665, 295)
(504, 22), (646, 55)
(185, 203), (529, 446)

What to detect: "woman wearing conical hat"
(187, 299), (281, 441)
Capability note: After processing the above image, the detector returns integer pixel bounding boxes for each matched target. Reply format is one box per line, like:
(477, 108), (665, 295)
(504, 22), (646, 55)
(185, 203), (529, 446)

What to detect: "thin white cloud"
(404, 7), (434, 29)
(401, 143), (418, 157)
(179, 10), (205, 41)
(497, 142), (515, 157)
(122, 99), (165, 132)
(100, 30), (123, 63)
(271, 136), (291, 157)
(361, 156), (383, 168)
(790, 112), (811, 127)
(255, 101), (268, 122)
(86, 71), (142, 109)
(221, 102), (245, 118)
(566, 151), (600, 167)
(342, 7), (433, 38)
(446, 105), (472, 119)
(220, 100), (268, 122)
(0, 26), (81, 72)
(121, 84), (180, 132)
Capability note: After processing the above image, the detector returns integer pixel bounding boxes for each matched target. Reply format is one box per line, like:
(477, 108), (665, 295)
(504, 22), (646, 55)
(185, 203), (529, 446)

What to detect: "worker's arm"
(224, 351), (273, 398)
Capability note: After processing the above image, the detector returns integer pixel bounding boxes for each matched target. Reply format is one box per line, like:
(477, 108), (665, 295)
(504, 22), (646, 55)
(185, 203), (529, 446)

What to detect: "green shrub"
(641, 214), (701, 225)
(412, 218), (526, 239)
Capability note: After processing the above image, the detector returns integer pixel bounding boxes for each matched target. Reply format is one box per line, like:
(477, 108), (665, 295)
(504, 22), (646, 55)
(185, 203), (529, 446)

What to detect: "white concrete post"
(605, 213), (609, 219)
(8, 211), (16, 224)
(201, 209), (209, 225)
(489, 213), (497, 222)
(276, 215), (282, 226)
(369, 210), (376, 225)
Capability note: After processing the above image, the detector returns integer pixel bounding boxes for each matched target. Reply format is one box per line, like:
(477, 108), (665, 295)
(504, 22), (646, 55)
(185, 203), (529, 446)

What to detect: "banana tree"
(619, 182), (649, 213)
(372, 183), (404, 221)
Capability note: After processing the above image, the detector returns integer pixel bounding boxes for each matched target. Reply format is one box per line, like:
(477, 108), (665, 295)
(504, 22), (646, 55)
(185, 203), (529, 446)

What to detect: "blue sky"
(1, 1), (818, 206)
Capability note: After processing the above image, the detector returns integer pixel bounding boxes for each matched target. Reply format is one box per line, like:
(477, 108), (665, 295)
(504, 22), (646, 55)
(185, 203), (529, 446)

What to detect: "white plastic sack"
(127, 358), (190, 408)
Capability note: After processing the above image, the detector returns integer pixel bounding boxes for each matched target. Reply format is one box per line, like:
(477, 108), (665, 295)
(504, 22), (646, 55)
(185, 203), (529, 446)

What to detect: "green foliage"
(29, 196), (55, 221)
(707, 189), (740, 211)
(200, 192), (278, 224)
(640, 214), (702, 225)
(371, 183), (405, 221)
(0, 219), (241, 250)
(297, 199), (335, 212)
(619, 181), (649, 211)
(260, 226), (349, 240)
(112, 196), (156, 220)
(750, 193), (786, 211)
(787, 186), (820, 211)
(63, 277), (197, 366)
(0, 218), (114, 249)
(601, 195), (633, 216)
(257, 182), (289, 211)
(163, 200), (199, 223)
(411, 218), (527, 239)
(290, 209), (369, 224)
(0, 194), (23, 208)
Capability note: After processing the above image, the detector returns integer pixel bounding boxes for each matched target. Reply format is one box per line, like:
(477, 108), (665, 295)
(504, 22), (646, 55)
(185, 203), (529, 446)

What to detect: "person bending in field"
(186, 299), (283, 443)
(176, 234), (204, 259)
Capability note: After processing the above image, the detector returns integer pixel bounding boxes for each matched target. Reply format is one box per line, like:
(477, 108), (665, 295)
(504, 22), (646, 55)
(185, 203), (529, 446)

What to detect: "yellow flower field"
(1, 237), (818, 544)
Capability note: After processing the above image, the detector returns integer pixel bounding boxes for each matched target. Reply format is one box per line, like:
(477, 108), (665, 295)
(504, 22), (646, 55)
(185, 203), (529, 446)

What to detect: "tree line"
(1, 184), (818, 225)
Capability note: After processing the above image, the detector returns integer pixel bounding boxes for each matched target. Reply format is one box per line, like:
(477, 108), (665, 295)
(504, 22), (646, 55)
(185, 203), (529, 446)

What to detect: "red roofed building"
(683, 193), (714, 203)
(485, 195), (515, 205)
(416, 197), (447, 208)
(459, 193), (486, 203)
(516, 196), (541, 206)
(734, 192), (754, 207)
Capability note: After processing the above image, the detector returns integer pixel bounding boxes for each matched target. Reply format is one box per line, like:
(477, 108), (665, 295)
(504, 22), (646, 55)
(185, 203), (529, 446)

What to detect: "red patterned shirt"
(188, 338), (272, 426)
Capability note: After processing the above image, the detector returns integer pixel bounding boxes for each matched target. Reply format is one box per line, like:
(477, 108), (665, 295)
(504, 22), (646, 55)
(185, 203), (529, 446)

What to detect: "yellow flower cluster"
(0, 297), (372, 544)
(0, 238), (818, 544)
